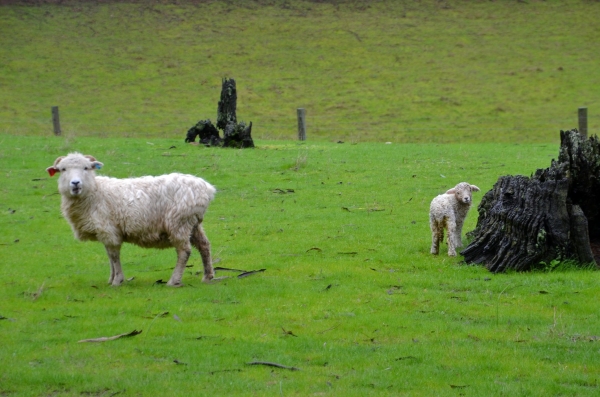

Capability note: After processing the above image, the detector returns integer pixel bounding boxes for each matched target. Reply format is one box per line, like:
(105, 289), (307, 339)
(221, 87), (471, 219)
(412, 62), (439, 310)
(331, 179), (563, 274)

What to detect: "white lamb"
(430, 182), (480, 256)
(47, 153), (216, 287)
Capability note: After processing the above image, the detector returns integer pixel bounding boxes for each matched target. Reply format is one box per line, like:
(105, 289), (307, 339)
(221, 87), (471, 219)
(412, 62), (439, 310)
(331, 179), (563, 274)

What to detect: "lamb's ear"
(470, 185), (481, 192)
(445, 188), (456, 195)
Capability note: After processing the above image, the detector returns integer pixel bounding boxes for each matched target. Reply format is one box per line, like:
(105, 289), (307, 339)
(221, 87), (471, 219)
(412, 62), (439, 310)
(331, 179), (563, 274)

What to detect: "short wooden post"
(51, 106), (61, 136)
(578, 107), (587, 138)
(297, 108), (306, 141)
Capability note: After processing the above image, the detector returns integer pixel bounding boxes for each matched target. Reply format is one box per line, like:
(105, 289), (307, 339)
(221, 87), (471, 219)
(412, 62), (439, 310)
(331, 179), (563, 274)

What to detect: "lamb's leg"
(191, 223), (214, 282)
(455, 218), (465, 248)
(105, 245), (124, 286)
(447, 221), (457, 256)
(167, 243), (191, 287)
(430, 223), (441, 255)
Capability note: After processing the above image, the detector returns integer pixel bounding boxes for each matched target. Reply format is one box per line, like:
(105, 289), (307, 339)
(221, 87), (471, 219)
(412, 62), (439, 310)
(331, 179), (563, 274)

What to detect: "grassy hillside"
(1, 0), (599, 142)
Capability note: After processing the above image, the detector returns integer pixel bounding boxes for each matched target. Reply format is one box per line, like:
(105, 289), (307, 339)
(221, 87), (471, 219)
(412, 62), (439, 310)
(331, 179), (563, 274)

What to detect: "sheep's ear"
(52, 156), (65, 167)
(46, 166), (59, 177)
(445, 188), (456, 195)
(47, 156), (65, 177)
(470, 185), (481, 192)
(83, 155), (103, 170)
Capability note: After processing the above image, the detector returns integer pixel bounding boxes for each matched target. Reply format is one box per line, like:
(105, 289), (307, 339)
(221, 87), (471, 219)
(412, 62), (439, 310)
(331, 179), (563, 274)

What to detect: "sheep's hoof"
(166, 279), (183, 287)
(202, 273), (214, 283)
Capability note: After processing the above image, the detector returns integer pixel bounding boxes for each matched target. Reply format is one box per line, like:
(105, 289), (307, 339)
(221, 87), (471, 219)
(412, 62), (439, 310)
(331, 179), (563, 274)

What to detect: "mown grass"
(1, 134), (599, 396)
(1, 0), (599, 142)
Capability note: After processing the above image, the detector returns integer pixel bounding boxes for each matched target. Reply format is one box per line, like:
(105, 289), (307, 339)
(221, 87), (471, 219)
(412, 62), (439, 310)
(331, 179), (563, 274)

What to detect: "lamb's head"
(46, 153), (103, 197)
(446, 182), (480, 205)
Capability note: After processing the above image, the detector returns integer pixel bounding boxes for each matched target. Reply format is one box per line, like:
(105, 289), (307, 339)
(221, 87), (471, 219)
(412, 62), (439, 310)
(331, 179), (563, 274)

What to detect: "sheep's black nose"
(71, 181), (80, 186)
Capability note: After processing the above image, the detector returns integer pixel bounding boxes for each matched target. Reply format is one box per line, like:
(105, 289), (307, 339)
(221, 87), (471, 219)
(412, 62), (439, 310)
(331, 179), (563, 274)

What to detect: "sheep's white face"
(447, 182), (480, 205)
(47, 154), (103, 198)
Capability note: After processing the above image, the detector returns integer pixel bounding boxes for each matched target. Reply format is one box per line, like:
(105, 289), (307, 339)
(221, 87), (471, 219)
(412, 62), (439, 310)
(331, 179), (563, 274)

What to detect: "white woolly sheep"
(430, 182), (480, 256)
(47, 153), (216, 286)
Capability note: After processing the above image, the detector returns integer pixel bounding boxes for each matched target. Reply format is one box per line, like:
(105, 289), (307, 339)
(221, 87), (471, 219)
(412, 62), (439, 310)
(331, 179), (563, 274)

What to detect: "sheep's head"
(47, 153), (103, 197)
(446, 182), (480, 205)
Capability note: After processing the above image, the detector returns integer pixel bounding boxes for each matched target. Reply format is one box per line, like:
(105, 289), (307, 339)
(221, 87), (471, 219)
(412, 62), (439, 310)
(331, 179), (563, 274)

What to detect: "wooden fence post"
(578, 107), (587, 138)
(297, 108), (306, 141)
(51, 106), (61, 136)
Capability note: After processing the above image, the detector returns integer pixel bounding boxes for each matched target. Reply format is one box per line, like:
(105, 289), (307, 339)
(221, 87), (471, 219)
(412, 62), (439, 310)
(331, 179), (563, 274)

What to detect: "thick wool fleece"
(48, 152), (216, 286)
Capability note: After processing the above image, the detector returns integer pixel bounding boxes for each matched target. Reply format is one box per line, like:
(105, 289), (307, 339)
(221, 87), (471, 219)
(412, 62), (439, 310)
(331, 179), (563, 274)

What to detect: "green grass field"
(1, 0), (599, 142)
(1, 135), (599, 396)
(1, 1), (600, 395)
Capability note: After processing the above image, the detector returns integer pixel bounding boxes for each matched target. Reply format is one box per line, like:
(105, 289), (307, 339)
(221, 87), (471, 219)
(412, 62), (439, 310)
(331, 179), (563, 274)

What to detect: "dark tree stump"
(217, 78), (237, 131)
(185, 78), (254, 148)
(462, 130), (600, 272)
(184, 119), (222, 146)
(223, 121), (254, 148)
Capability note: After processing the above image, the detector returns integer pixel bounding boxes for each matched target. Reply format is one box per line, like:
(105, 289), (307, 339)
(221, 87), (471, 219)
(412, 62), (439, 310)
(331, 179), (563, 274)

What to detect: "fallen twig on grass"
(238, 269), (265, 278)
(281, 327), (298, 337)
(209, 369), (242, 375)
(208, 267), (266, 280)
(317, 324), (339, 334)
(396, 356), (418, 361)
(247, 361), (300, 371)
(214, 266), (247, 272)
(173, 359), (187, 365)
(78, 330), (142, 343)
(29, 282), (46, 301)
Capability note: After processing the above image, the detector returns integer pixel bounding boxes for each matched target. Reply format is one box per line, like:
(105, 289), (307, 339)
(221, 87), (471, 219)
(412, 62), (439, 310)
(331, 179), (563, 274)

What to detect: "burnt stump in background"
(185, 77), (254, 148)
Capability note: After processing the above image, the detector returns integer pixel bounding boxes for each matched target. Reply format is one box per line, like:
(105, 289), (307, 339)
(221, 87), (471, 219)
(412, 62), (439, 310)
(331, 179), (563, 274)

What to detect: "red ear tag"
(47, 168), (57, 177)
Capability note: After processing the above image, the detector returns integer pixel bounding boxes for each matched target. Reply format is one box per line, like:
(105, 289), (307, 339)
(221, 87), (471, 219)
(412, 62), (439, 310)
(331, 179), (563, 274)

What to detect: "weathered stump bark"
(223, 121), (254, 149)
(217, 78), (237, 131)
(185, 119), (222, 146)
(462, 129), (600, 272)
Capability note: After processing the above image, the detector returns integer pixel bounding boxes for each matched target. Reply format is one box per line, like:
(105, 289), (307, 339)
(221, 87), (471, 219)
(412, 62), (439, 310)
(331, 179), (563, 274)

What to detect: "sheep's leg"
(167, 243), (191, 287)
(191, 223), (214, 282)
(105, 245), (124, 286)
